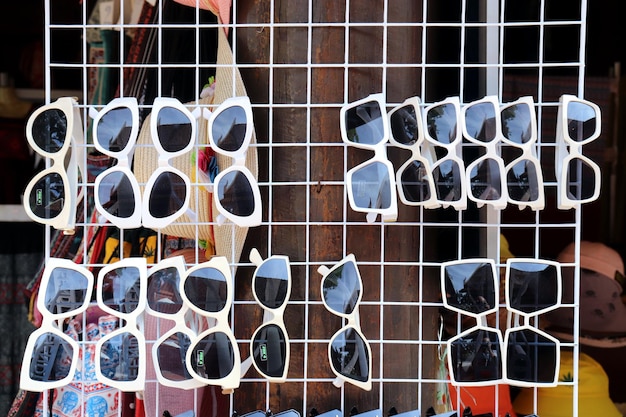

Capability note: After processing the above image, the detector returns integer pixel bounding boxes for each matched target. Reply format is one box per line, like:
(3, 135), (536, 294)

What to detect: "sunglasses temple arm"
(185, 208), (197, 223)
(240, 355), (253, 378)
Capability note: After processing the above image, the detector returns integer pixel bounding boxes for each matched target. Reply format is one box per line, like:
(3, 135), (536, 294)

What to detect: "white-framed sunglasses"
(20, 258), (94, 392)
(204, 96), (262, 227)
(318, 254), (372, 391)
(388, 96), (439, 209)
(23, 96), (85, 234)
(340, 93), (398, 223)
(423, 96), (467, 210)
(94, 257), (148, 392)
(90, 97), (142, 228)
(182, 256), (241, 393)
(555, 94), (602, 210)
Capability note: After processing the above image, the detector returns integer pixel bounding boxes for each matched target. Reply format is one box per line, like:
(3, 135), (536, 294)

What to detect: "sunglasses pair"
(442, 258), (561, 387)
(24, 97), (86, 234)
(90, 97), (199, 230)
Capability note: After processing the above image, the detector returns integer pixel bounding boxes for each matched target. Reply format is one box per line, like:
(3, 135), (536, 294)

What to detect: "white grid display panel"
(36, 0), (594, 416)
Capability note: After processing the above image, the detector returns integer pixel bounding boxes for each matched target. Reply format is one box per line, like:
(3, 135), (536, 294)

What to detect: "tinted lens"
(432, 159), (462, 202)
(344, 100), (386, 145)
(468, 158), (503, 201)
(184, 267), (228, 313)
(156, 332), (193, 381)
(502, 103), (533, 145)
(449, 328), (502, 383)
(390, 104), (419, 146)
(399, 160), (432, 203)
(464, 102), (497, 142)
(45, 267), (89, 315)
(147, 267), (183, 315)
(322, 261), (361, 316)
(98, 171), (137, 218)
(565, 158), (598, 201)
(148, 172), (187, 218)
(212, 105), (248, 152)
(508, 262), (559, 314)
(252, 324), (288, 378)
(566, 101), (597, 142)
(101, 266), (142, 314)
(329, 327), (369, 382)
(188, 331), (235, 379)
(426, 103), (457, 145)
(350, 161), (392, 210)
(99, 332), (141, 382)
(444, 262), (496, 314)
(31, 108), (68, 153)
(28, 172), (65, 219)
(28, 333), (74, 382)
(507, 160), (540, 203)
(156, 107), (193, 153)
(217, 170), (255, 217)
(254, 258), (289, 309)
(506, 329), (558, 384)
(96, 107), (133, 153)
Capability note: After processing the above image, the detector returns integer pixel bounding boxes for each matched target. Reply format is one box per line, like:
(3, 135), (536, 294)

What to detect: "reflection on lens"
(156, 332), (193, 381)
(468, 158), (502, 201)
(322, 261), (361, 316)
(184, 267), (227, 313)
(147, 267), (183, 315)
(566, 102), (597, 142)
(45, 267), (90, 314)
(99, 332), (140, 381)
(350, 161), (392, 209)
(465, 102), (497, 142)
(449, 328), (502, 383)
(427, 103), (457, 144)
(156, 107), (193, 153)
(329, 327), (369, 382)
(345, 101), (385, 145)
(566, 158), (598, 201)
(502, 104), (533, 145)
(97, 107), (133, 153)
(400, 160), (432, 203)
(29, 333), (74, 382)
(508, 262), (559, 314)
(507, 160), (540, 203)
(98, 171), (137, 218)
(212, 106), (248, 152)
(506, 328), (557, 384)
(188, 331), (235, 379)
(252, 324), (287, 378)
(217, 170), (255, 217)
(432, 159), (462, 202)
(31, 109), (68, 153)
(28, 173), (65, 219)
(444, 262), (496, 314)
(254, 259), (289, 309)
(148, 172), (187, 218)
(101, 267), (142, 313)
(390, 104), (419, 146)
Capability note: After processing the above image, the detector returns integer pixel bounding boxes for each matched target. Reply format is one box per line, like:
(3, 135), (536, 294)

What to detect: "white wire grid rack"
(35, 0), (596, 416)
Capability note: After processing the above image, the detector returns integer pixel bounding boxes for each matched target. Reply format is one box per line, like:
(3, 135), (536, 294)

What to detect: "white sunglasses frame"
(555, 94), (602, 210)
(20, 258), (94, 392)
(90, 97), (142, 228)
(318, 254), (372, 391)
(94, 257), (148, 392)
(388, 96), (439, 209)
(23, 97), (85, 234)
(204, 96), (262, 227)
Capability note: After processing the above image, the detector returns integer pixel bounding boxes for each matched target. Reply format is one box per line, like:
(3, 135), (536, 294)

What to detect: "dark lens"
(148, 172), (187, 218)
(426, 103), (457, 145)
(217, 170), (255, 217)
(350, 161), (392, 210)
(101, 266), (142, 314)
(501, 103), (533, 145)
(344, 100), (385, 145)
(432, 159), (462, 202)
(31, 108), (68, 153)
(28, 333), (74, 382)
(212, 105), (248, 152)
(183, 267), (228, 313)
(254, 258), (289, 309)
(464, 102), (497, 142)
(188, 331), (235, 379)
(566, 101), (597, 142)
(468, 158), (503, 201)
(508, 262), (559, 314)
(400, 160), (432, 203)
(329, 326), (369, 382)
(507, 160), (540, 203)
(156, 332), (193, 381)
(322, 260), (361, 316)
(156, 107), (193, 153)
(251, 324), (287, 378)
(506, 328), (558, 384)
(99, 332), (141, 382)
(449, 328), (502, 383)
(28, 172), (65, 219)
(566, 158), (598, 201)
(98, 171), (137, 218)
(444, 262), (496, 314)
(97, 107), (133, 153)
(45, 267), (89, 315)
(147, 267), (183, 315)
(390, 104), (419, 146)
